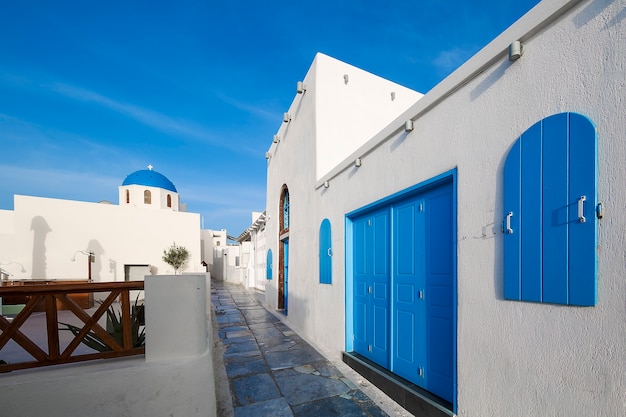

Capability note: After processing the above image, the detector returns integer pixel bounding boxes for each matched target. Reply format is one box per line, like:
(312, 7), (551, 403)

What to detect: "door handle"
(505, 212), (513, 234)
(327, 248), (333, 257)
(578, 196), (586, 223)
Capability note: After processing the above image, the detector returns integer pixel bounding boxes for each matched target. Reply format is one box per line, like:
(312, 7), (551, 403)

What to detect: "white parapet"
(145, 274), (208, 361)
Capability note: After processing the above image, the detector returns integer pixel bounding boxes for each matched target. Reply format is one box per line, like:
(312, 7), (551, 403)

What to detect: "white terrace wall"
(0, 195), (202, 281)
(265, 0), (625, 415)
(0, 274), (216, 417)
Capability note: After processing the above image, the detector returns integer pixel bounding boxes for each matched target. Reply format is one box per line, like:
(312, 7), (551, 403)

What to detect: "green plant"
(59, 296), (145, 352)
(162, 242), (189, 274)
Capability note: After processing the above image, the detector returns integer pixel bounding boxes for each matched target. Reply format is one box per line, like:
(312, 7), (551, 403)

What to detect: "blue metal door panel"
(392, 198), (425, 383)
(353, 211), (390, 367)
(520, 122), (543, 302)
(391, 182), (454, 403)
(425, 187), (454, 402)
(568, 113), (597, 306)
(542, 114), (569, 304)
(266, 249), (273, 280)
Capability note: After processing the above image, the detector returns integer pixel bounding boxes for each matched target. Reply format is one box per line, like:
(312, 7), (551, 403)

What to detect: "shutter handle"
(578, 196), (586, 223)
(327, 248), (333, 257)
(506, 212), (514, 234)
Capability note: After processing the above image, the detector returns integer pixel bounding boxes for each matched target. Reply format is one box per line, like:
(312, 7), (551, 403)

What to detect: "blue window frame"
(282, 189), (290, 231)
(503, 112), (598, 306)
(319, 219), (332, 284)
(266, 249), (273, 280)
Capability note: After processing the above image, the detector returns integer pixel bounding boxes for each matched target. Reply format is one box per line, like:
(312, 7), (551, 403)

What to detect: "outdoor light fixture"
(405, 120), (414, 132)
(71, 250), (95, 281)
(509, 40), (523, 61)
(296, 81), (306, 94)
(265, 152), (271, 160)
(273, 135), (280, 143)
(283, 113), (291, 123)
(344, 74), (349, 84)
(355, 158), (362, 167)
(324, 180), (330, 188)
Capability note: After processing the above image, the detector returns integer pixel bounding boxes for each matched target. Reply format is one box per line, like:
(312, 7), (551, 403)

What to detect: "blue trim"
(266, 249), (273, 280)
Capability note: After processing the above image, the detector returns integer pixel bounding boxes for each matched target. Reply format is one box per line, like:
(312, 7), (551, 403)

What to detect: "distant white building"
(262, 1), (626, 416)
(0, 167), (217, 283)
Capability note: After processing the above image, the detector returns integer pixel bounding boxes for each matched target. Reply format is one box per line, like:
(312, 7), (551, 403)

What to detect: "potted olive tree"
(162, 242), (190, 274)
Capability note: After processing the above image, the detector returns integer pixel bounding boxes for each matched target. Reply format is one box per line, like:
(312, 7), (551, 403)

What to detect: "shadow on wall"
(30, 216), (51, 279)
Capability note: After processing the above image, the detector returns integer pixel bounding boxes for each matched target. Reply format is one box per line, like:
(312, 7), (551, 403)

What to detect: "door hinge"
(419, 202), (424, 213)
(368, 219), (372, 226)
(418, 366), (424, 377)
(368, 286), (373, 294)
(368, 345), (372, 352)
(418, 289), (424, 299)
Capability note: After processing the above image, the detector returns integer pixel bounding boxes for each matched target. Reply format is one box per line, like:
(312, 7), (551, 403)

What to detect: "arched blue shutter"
(319, 219), (332, 284)
(266, 249), (273, 280)
(503, 112), (597, 306)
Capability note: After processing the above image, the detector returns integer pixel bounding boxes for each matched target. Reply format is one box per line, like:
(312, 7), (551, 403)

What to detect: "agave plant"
(60, 295), (145, 352)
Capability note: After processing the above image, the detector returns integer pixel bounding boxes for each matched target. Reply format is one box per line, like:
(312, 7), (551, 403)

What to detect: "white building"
(0, 167), (213, 282)
(262, 1), (626, 416)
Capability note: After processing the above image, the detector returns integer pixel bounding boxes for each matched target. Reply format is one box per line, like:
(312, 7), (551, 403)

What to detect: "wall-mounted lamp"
(509, 40), (523, 61)
(343, 74), (349, 84)
(324, 180), (330, 188)
(265, 152), (271, 160)
(273, 135), (280, 143)
(355, 158), (362, 167)
(296, 81), (306, 94)
(283, 113), (291, 123)
(71, 250), (95, 281)
(405, 120), (414, 132)
(390, 92), (396, 101)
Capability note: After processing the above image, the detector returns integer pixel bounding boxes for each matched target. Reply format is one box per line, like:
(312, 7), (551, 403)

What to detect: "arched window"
(125, 189), (130, 204)
(144, 190), (151, 204)
(167, 194), (172, 208)
(319, 219), (332, 284)
(280, 186), (290, 233)
(266, 249), (273, 280)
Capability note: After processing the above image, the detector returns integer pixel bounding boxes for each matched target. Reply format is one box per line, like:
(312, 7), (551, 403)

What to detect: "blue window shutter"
(319, 219), (332, 284)
(266, 249), (273, 280)
(568, 113), (598, 306)
(503, 113), (597, 306)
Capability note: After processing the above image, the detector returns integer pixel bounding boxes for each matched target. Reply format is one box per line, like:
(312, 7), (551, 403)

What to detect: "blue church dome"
(122, 168), (177, 192)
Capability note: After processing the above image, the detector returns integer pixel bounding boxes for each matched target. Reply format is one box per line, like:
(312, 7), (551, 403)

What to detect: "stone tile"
(223, 341), (259, 354)
(257, 337), (297, 353)
(275, 372), (350, 406)
(224, 349), (264, 363)
(226, 358), (269, 378)
(264, 346), (325, 371)
(232, 373), (281, 406)
(234, 397), (294, 417)
(292, 395), (369, 417)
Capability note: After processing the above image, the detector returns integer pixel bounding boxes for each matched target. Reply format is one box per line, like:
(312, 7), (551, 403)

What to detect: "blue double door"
(353, 181), (455, 403)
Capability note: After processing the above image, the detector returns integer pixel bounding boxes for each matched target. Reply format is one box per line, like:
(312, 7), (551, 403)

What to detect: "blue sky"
(0, 0), (539, 237)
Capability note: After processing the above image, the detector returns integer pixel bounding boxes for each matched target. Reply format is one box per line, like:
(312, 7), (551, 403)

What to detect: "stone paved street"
(211, 280), (391, 417)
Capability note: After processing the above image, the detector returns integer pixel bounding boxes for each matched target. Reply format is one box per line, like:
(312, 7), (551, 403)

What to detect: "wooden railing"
(0, 281), (145, 373)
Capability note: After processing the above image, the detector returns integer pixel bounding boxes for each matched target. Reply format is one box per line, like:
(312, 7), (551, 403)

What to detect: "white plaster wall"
(265, 0), (626, 415)
(2, 194), (202, 281)
(314, 53), (422, 180)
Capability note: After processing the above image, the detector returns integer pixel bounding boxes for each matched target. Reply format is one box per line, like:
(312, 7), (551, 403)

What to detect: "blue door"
(392, 182), (454, 403)
(353, 208), (390, 367)
(352, 179), (455, 404)
(283, 239), (289, 314)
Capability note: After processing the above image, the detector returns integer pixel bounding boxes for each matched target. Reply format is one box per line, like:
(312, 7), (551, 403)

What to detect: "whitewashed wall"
(0, 194), (202, 281)
(265, 0), (626, 415)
